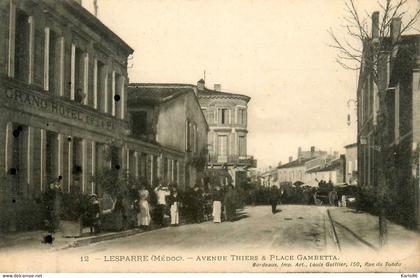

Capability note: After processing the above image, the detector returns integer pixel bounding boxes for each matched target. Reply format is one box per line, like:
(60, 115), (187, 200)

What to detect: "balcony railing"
(208, 154), (257, 168)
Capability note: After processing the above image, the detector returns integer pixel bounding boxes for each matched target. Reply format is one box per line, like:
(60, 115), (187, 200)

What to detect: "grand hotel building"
(0, 0), (197, 232)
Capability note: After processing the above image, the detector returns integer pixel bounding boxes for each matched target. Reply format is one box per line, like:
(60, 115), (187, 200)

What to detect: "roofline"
(198, 93), (251, 102)
(344, 143), (357, 148)
(307, 166), (340, 173)
(161, 89), (210, 131)
(128, 83), (210, 131)
(64, 0), (134, 54)
(130, 83), (195, 88)
(198, 88), (251, 102)
(128, 83), (251, 102)
(277, 157), (318, 169)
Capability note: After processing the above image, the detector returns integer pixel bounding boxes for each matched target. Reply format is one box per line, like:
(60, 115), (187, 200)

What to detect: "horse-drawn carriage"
(313, 182), (335, 206)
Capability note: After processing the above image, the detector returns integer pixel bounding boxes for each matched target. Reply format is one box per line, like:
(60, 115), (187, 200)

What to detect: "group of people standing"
(135, 182), (240, 228)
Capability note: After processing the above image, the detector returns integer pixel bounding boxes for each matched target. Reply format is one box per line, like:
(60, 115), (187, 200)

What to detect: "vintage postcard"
(0, 0), (419, 274)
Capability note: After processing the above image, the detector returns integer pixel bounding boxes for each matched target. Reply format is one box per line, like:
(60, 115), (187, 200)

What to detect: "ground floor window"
(110, 146), (121, 170)
(72, 137), (83, 191)
(45, 131), (59, 185)
(10, 124), (28, 194)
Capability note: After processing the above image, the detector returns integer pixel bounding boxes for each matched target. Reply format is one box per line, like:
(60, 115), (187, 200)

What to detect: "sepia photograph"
(0, 0), (419, 275)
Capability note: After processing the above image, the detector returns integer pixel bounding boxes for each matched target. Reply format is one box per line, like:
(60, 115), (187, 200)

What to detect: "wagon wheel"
(313, 192), (323, 206)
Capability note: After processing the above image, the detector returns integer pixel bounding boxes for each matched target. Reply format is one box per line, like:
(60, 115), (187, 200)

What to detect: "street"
(61, 205), (332, 254)
(0, 204), (419, 272)
(58, 204), (419, 256)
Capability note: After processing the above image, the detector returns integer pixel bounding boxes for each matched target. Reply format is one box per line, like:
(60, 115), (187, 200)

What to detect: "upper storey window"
(185, 120), (197, 152)
(219, 108), (229, 125)
(97, 61), (107, 113)
(238, 108), (246, 125)
(49, 30), (60, 96)
(15, 9), (30, 82)
(74, 46), (85, 103)
(131, 111), (148, 136)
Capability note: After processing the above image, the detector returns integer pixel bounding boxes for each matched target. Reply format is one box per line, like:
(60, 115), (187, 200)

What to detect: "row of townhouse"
(0, 0), (208, 232)
(260, 145), (357, 188)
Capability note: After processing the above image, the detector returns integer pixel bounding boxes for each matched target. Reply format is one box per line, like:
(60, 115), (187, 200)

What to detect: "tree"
(329, 0), (419, 77)
(329, 0), (419, 248)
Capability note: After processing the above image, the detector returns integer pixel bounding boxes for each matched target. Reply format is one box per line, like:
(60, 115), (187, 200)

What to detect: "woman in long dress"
(212, 185), (223, 223)
(138, 188), (151, 228)
(168, 187), (180, 226)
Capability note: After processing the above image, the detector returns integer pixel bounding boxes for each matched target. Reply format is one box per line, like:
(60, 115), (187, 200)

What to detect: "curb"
(55, 228), (146, 251)
(0, 232), (47, 249)
(326, 208), (341, 252)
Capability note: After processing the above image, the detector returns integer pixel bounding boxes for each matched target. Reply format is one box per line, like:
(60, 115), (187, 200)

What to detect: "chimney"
(288, 156), (293, 163)
(94, 0), (98, 17)
(278, 161), (282, 167)
(310, 146), (315, 157)
(390, 17), (402, 43)
(214, 84), (221, 91)
(298, 147), (302, 158)
(371, 11), (379, 39)
(197, 79), (205, 90)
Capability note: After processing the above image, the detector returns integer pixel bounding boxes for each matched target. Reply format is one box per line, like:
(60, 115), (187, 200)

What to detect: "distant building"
(277, 157), (315, 186)
(260, 167), (277, 187)
(357, 12), (420, 229)
(276, 146), (339, 187)
(305, 156), (346, 187)
(298, 146), (328, 160)
(127, 83), (209, 189)
(344, 143), (357, 185)
(196, 79), (256, 187)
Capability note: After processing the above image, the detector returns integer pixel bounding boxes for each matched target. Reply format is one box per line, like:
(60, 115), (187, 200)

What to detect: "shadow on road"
(230, 211), (249, 222)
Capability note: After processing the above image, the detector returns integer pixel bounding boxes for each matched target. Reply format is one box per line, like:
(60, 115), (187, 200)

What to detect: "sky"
(82, 0), (418, 170)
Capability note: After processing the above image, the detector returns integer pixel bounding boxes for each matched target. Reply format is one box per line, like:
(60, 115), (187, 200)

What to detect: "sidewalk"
(328, 206), (419, 252)
(0, 215), (192, 251)
(0, 228), (146, 251)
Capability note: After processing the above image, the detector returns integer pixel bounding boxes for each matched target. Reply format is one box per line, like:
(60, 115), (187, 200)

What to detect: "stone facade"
(128, 83), (209, 189)
(344, 143), (357, 185)
(0, 0), (186, 232)
(305, 156), (346, 187)
(357, 13), (420, 229)
(197, 80), (256, 187)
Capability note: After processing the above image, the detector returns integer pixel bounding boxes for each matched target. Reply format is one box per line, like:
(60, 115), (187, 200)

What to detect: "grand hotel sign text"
(5, 89), (119, 131)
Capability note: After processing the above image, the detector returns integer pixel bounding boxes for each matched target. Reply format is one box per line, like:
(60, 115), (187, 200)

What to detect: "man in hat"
(154, 182), (170, 226)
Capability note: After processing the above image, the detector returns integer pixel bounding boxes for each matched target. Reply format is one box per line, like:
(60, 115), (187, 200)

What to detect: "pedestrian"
(223, 185), (237, 222)
(168, 186), (180, 226)
(269, 185), (280, 214)
(212, 185), (223, 223)
(114, 194), (126, 230)
(154, 182), (170, 226)
(341, 194), (347, 207)
(87, 194), (101, 234)
(43, 178), (62, 233)
(182, 186), (194, 222)
(192, 184), (204, 223)
(329, 188), (338, 206)
(138, 187), (151, 228)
